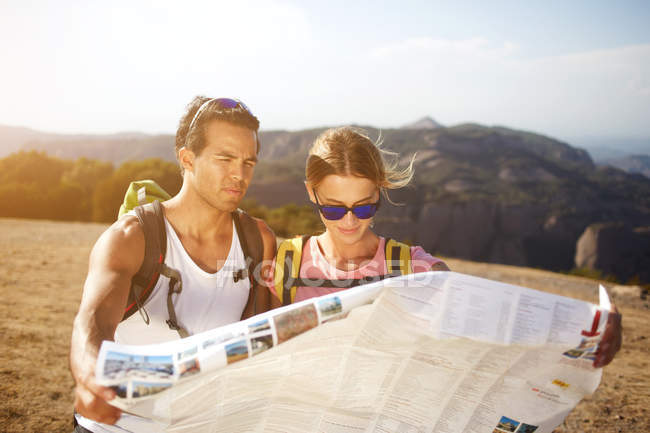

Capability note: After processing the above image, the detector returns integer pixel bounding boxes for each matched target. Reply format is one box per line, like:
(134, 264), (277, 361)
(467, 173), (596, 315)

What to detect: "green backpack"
(119, 179), (264, 338)
(118, 180), (172, 219)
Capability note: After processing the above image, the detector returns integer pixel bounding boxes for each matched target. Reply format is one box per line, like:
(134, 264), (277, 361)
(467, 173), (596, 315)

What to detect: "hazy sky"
(1, 0), (649, 142)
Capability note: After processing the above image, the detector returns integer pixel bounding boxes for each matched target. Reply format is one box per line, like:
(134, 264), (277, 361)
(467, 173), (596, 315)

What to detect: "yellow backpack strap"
(274, 237), (305, 306)
(385, 238), (412, 276)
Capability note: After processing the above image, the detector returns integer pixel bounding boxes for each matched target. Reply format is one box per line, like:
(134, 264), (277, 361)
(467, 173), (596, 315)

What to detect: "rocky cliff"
(575, 223), (650, 282)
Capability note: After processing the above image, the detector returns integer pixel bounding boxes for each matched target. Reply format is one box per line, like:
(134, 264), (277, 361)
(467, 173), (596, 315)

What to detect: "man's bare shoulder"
(91, 215), (145, 273)
(101, 215), (144, 249)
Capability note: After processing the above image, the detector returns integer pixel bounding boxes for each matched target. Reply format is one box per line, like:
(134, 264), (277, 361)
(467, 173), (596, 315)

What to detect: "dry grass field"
(0, 218), (648, 432)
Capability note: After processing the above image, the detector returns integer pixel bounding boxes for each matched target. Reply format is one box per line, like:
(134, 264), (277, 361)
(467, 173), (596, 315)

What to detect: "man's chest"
(177, 234), (234, 273)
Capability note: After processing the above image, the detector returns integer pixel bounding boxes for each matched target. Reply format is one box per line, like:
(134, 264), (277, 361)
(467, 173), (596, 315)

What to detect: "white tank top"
(115, 217), (251, 344)
(77, 217), (251, 433)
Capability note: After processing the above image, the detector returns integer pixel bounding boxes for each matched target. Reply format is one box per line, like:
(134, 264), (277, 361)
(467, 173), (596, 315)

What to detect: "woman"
(270, 126), (449, 306)
(267, 126), (621, 368)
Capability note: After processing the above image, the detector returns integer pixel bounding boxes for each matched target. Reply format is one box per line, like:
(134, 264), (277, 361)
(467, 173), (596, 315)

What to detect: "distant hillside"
(400, 116), (442, 129)
(22, 134), (175, 165)
(599, 154), (650, 178)
(0, 125), (68, 156)
(572, 137), (650, 162)
(0, 124), (176, 163)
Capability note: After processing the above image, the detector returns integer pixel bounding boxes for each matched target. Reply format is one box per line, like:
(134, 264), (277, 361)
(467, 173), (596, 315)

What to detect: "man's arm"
(70, 216), (145, 424)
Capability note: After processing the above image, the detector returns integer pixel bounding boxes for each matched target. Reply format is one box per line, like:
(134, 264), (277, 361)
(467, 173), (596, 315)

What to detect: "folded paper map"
(96, 271), (610, 433)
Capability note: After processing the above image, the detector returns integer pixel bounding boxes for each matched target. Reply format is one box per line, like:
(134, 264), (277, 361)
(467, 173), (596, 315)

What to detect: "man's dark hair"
(175, 96), (261, 165)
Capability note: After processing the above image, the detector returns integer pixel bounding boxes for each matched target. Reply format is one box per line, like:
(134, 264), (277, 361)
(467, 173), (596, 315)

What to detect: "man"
(70, 97), (278, 432)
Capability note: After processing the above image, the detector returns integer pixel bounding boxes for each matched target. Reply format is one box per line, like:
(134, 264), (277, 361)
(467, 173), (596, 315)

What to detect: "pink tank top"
(269, 236), (443, 302)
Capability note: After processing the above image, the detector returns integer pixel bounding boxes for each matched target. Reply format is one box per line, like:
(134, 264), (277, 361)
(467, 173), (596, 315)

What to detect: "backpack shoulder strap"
(274, 236), (310, 306)
(160, 263), (188, 338)
(384, 238), (412, 276)
(122, 200), (167, 321)
(233, 209), (264, 315)
(233, 209), (264, 269)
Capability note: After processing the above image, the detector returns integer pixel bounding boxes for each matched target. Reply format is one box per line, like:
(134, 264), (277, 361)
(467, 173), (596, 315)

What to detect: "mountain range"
(2, 120), (648, 174)
(1, 120), (649, 281)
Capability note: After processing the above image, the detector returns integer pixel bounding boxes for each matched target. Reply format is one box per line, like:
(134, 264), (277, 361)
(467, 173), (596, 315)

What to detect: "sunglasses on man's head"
(314, 190), (380, 220)
(188, 98), (254, 131)
(210, 98), (253, 115)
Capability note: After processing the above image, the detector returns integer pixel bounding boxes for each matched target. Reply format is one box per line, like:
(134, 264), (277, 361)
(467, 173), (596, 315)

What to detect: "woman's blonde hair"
(306, 127), (415, 202)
